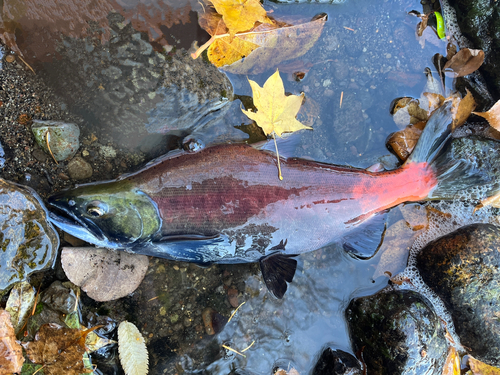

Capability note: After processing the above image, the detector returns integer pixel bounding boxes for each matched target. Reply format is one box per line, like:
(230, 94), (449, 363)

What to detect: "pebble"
(67, 157), (92, 180)
(227, 288), (239, 308)
(202, 307), (215, 335)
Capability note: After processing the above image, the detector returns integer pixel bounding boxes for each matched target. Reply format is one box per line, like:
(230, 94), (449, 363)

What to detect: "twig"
(228, 301), (246, 323)
(17, 54), (35, 74)
(222, 344), (246, 357)
(241, 340), (255, 352)
(340, 91), (344, 108)
(46, 131), (59, 164)
(272, 133), (283, 180)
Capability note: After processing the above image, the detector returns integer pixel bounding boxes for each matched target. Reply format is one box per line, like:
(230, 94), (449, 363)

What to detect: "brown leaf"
(474, 190), (500, 213)
(416, 13), (429, 37)
(442, 347), (460, 375)
(387, 121), (426, 161)
(451, 89), (476, 129)
(23, 323), (94, 375)
(443, 48), (485, 78)
(423, 92), (445, 116)
(468, 355), (500, 374)
(473, 99), (500, 132)
(0, 310), (24, 375)
(61, 247), (149, 302)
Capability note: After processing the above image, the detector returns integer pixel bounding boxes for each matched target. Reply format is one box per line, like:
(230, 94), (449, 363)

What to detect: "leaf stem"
(273, 133), (283, 180)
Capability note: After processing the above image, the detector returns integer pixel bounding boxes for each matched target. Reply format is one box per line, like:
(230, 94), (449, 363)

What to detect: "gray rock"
(67, 156), (92, 180)
(32, 120), (80, 161)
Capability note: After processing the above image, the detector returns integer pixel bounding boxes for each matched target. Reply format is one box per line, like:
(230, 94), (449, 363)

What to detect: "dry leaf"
(444, 48), (485, 78)
(6, 281), (36, 334)
(22, 323), (94, 375)
(451, 89), (476, 129)
(118, 321), (149, 375)
(209, 0), (272, 36)
(473, 99), (500, 132)
(0, 310), (24, 374)
(242, 69), (311, 137)
(468, 355), (500, 374)
(61, 247), (149, 302)
(442, 347), (461, 375)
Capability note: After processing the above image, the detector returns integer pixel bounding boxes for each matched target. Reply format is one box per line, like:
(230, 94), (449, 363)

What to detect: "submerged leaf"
(473, 99), (500, 132)
(242, 69), (311, 137)
(118, 321), (149, 375)
(443, 48), (485, 77)
(22, 323), (93, 375)
(387, 121), (426, 161)
(61, 247), (149, 302)
(209, 0), (272, 36)
(6, 281), (36, 334)
(0, 310), (24, 374)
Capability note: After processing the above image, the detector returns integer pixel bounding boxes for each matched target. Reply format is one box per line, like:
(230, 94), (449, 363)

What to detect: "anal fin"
(342, 211), (388, 259)
(259, 252), (298, 299)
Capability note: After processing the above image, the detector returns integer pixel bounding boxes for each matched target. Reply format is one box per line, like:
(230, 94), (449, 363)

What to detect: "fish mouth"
(48, 200), (121, 249)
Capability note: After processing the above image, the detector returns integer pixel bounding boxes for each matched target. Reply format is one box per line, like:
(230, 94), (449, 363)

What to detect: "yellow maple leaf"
(209, 0), (272, 36)
(242, 69), (311, 137)
(242, 69), (312, 179)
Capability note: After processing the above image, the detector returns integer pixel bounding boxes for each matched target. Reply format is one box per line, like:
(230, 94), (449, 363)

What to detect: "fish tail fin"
(406, 98), (500, 200)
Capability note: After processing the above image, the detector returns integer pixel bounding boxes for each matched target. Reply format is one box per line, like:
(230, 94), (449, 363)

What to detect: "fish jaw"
(48, 211), (124, 249)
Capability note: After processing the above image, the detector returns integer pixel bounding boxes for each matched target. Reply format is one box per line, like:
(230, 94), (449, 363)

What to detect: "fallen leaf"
(118, 321), (149, 375)
(0, 310), (24, 374)
(195, 11), (326, 74)
(423, 92), (445, 115)
(242, 69), (311, 137)
(450, 89), (476, 129)
(275, 368), (300, 375)
(391, 97), (428, 128)
(416, 13), (429, 37)
(474, 190), (500, 213)
(443, 48), (485, 77)
(6, 280), (36, 334)
(61, 247), (149, 302)
(209, 0), (272, 36)
(387, 121), (426, 161)
(473, 99), (500, 132)
(442, 347), (461, 375)
(22, 323), (94, 375)
(468, 355), (500, 374)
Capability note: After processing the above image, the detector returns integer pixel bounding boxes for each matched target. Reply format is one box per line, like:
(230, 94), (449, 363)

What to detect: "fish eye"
(68, 199), (76, 207)
(86, 201), (108, 217)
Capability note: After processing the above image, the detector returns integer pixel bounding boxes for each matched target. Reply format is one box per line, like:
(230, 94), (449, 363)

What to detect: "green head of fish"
(48, 180), (161, 247)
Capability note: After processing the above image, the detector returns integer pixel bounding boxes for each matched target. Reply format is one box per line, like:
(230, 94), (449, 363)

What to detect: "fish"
(48, 100), (499, 298)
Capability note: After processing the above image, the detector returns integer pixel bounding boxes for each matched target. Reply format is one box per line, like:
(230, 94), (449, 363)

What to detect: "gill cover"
(48, 181), (161, 246)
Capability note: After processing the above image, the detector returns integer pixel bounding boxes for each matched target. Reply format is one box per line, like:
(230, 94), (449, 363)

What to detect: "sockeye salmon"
(48, 100), (499, 298)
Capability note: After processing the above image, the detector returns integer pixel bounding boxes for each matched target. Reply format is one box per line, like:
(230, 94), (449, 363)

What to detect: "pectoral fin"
(342, 211), (388, 259)
(260, 252), (298, 299)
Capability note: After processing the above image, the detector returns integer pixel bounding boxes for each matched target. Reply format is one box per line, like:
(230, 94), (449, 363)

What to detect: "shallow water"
(0, 0), (465, 373)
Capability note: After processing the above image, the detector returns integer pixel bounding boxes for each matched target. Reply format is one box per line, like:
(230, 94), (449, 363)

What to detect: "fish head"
(48, 181), (161, 248)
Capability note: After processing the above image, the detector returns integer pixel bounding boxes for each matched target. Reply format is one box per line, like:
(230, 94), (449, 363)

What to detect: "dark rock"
(416, 223), (500, 366)
(67, 156), (92, 180)
(450, 0), (500, 98)
(41, 281), (77, 314)
(312, 347), (362, 375)
(346, 289), (447, 375)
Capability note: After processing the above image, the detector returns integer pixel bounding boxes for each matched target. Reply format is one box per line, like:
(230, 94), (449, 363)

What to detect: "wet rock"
(41, 281), (77, 314)
(67, 156), (92, 180)
(31, 120), (80, 161)
(0, 179), (59, 292)
(416, 223), (500, 366)
(312, 347), (362, 375)
(227, 288), (239, 308)
(346, 289), (448, 375)
(202, 308), (215, 335)
(450, 0), (500, 98)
